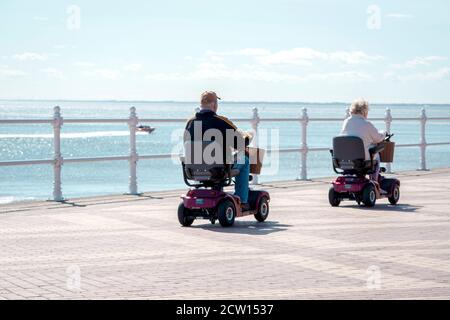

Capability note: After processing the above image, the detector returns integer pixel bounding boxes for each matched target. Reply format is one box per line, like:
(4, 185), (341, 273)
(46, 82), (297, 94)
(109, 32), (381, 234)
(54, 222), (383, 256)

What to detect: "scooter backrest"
(183, 140), (228, 181)
(183, 140), (225, 165)
(333, 136), (365, 161)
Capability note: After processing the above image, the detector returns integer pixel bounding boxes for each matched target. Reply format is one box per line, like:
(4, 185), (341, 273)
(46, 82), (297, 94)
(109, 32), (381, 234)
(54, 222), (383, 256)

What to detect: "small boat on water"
(137, 125), (156, 134)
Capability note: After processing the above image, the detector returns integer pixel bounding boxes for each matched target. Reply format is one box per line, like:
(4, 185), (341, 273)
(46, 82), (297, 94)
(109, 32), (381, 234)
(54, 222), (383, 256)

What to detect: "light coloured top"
(340, 114), (385, 159)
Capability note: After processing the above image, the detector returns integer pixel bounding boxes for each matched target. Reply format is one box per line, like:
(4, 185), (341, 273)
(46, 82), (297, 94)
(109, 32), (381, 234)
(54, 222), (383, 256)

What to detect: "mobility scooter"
(178, 142), (270, 227)
(328, 134), (400, 207)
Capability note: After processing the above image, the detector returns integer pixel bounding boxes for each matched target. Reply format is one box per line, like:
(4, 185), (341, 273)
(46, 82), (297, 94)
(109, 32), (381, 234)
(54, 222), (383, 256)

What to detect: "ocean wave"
(0, 196), (36, 204)
(0, 131), (148, 139)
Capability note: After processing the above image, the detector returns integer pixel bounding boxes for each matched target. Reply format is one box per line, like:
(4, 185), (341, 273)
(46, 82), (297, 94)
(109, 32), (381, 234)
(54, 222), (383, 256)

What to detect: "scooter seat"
(185, 166), (240, 182)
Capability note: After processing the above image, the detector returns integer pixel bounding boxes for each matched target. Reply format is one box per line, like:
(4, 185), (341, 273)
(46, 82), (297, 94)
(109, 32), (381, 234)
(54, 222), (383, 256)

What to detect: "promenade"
(1, 168), (450, 299)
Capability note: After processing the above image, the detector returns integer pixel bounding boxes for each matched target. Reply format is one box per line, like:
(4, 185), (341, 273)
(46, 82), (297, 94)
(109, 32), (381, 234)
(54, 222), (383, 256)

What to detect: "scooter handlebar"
(385, 133), (394, 141)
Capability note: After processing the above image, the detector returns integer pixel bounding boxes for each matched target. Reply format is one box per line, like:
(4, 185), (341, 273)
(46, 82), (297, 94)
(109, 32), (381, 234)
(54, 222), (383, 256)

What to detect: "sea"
(1, 100), (449, 203)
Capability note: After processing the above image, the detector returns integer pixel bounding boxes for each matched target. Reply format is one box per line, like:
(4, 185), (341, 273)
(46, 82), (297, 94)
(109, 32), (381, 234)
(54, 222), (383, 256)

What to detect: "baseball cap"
(200, 91), (221, 104)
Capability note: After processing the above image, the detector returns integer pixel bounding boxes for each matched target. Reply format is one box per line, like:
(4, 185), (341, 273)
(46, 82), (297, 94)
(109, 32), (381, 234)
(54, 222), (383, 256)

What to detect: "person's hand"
(242, 130), (254, 143)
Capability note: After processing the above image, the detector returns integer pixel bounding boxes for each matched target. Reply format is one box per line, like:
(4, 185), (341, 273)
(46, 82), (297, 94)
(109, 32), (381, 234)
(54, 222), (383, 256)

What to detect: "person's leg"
(233, 155), (250, 203)
(370, 153), (381, 182)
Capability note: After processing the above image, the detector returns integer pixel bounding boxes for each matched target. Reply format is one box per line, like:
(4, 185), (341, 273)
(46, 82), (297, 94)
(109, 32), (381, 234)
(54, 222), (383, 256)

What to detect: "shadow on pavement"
(194, 220), (291, 235)
(59, 200), (87, 208)
(347, 203), (422, 213)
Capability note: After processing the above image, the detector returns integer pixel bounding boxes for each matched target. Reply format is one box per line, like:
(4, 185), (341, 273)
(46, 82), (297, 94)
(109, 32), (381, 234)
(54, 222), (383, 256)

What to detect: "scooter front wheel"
(362, 185), (376, 207)
(217, 200), (236, 227)
(254, 196), (270, 222)
(388, 185), (400, 205)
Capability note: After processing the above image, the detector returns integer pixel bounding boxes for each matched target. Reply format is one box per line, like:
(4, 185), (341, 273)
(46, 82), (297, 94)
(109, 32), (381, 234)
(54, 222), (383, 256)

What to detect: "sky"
(0, 0), (450, 103)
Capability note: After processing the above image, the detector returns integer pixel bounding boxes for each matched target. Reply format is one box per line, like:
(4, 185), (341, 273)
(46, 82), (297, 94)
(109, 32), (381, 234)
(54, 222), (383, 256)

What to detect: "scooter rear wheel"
(178, 202), (195, 227)
(328, 187), (341, 207)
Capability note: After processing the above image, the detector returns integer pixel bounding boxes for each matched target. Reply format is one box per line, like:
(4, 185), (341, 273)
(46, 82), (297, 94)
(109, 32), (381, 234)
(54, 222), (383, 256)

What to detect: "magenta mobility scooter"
(178, 142), (270, 227)
(329, 134), (400, 207)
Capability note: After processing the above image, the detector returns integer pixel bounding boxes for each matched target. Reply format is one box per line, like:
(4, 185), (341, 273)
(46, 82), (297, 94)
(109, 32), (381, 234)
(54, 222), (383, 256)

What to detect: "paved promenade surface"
(1, 168), (450, 300)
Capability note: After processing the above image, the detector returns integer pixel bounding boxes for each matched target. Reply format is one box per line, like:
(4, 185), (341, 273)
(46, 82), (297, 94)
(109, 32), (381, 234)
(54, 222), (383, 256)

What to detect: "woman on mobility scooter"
(178, 91), (270, 227)
(329, 99), (400, 207)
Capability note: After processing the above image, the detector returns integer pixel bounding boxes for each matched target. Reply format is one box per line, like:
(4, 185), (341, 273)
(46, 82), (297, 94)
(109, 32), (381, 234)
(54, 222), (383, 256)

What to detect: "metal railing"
(1, 106), (449, 201)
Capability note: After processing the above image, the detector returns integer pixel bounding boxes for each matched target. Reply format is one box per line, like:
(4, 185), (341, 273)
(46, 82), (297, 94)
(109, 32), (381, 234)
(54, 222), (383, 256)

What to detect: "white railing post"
(419, 107), (428, 171)
(384, 107), (393, 173)
(251, 107), (260, 185)
(52, 106), (64, 201)
(299, 107), (309, 180)
(128, 107), (139, 194)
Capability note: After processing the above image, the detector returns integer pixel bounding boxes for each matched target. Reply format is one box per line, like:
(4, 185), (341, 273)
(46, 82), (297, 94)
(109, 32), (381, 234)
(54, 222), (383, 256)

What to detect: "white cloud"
(145, 62), (298, 81)
(406, 67), (450, 81)
(207, 48), (272, 57)
(328, 51), (383, 64)
(262, 49), (382, 65)
(207, 47), (383, 66)
(82, 68), (120, 80)
(392, 56), (447, 69)
(74, 61), (96, 67)
(256, 48), (327, 66)
(41, 68), (64, 79)
(122, 64), (142, 72)
(385, 67), (450, 81)
(13, 52), (48, 61)
(237, 48), (272, 56)
(386, 13), (414, 19)
(144, 61), (372, 82)
(146, 47), (379, 84)
(208, 56), (224, 63)
(303, 71), (372, 81)
(144, 72), (185, 81)
(0, 66), (28, 77)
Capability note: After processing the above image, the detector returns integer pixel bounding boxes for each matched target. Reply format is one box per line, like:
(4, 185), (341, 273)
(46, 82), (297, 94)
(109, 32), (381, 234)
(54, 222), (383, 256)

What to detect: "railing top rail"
(1, 116), (450, 125)
(0, 119), (54, 124)
(63, 119), (129, 124)
(427, 117), (450, 120)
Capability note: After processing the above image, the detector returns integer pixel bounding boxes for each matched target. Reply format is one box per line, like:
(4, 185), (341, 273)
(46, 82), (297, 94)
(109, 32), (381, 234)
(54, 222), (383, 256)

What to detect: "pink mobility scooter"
(178, 142), (270, 227)
(328, 134), (400, 207)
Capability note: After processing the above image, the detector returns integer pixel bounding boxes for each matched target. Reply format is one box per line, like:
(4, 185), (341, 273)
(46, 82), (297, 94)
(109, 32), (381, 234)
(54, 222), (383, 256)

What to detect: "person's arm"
(237, 129), (253, 145)
(340, 118), (349, 135)
(367, 121), (385, 143)
(214, 115), (251, 146)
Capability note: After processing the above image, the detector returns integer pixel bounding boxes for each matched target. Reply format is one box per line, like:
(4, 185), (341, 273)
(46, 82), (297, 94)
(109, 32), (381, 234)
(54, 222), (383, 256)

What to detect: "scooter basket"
(379, 141), (395, 163)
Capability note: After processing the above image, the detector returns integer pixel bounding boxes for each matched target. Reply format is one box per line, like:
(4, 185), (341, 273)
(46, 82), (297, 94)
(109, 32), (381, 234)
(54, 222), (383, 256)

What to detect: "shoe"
(241, 203), (250, 211)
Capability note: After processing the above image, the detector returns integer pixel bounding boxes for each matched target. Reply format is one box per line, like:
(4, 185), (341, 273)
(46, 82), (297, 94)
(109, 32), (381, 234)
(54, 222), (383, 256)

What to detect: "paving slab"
(1, 168), (450, 299)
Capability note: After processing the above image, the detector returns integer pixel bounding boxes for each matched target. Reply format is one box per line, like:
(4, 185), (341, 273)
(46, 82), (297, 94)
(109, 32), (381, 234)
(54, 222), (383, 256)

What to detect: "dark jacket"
(184, 109), (249, 164)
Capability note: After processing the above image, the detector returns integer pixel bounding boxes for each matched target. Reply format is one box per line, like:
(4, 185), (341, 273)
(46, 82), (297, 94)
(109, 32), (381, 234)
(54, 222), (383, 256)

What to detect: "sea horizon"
(1, 98), (450, 106)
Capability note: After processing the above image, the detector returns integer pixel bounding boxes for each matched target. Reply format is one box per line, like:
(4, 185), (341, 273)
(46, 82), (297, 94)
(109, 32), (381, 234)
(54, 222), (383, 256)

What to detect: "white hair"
(350, 98), (369, 115)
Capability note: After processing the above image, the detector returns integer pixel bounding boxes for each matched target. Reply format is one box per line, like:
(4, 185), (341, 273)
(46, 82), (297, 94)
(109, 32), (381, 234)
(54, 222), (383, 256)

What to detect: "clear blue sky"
(1, 0), (449, 103)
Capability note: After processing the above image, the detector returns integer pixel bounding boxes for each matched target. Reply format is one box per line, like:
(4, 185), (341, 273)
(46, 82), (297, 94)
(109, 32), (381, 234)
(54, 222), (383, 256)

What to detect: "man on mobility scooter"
(178, 91), (270, 227)
(329, 99), (400, 207)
